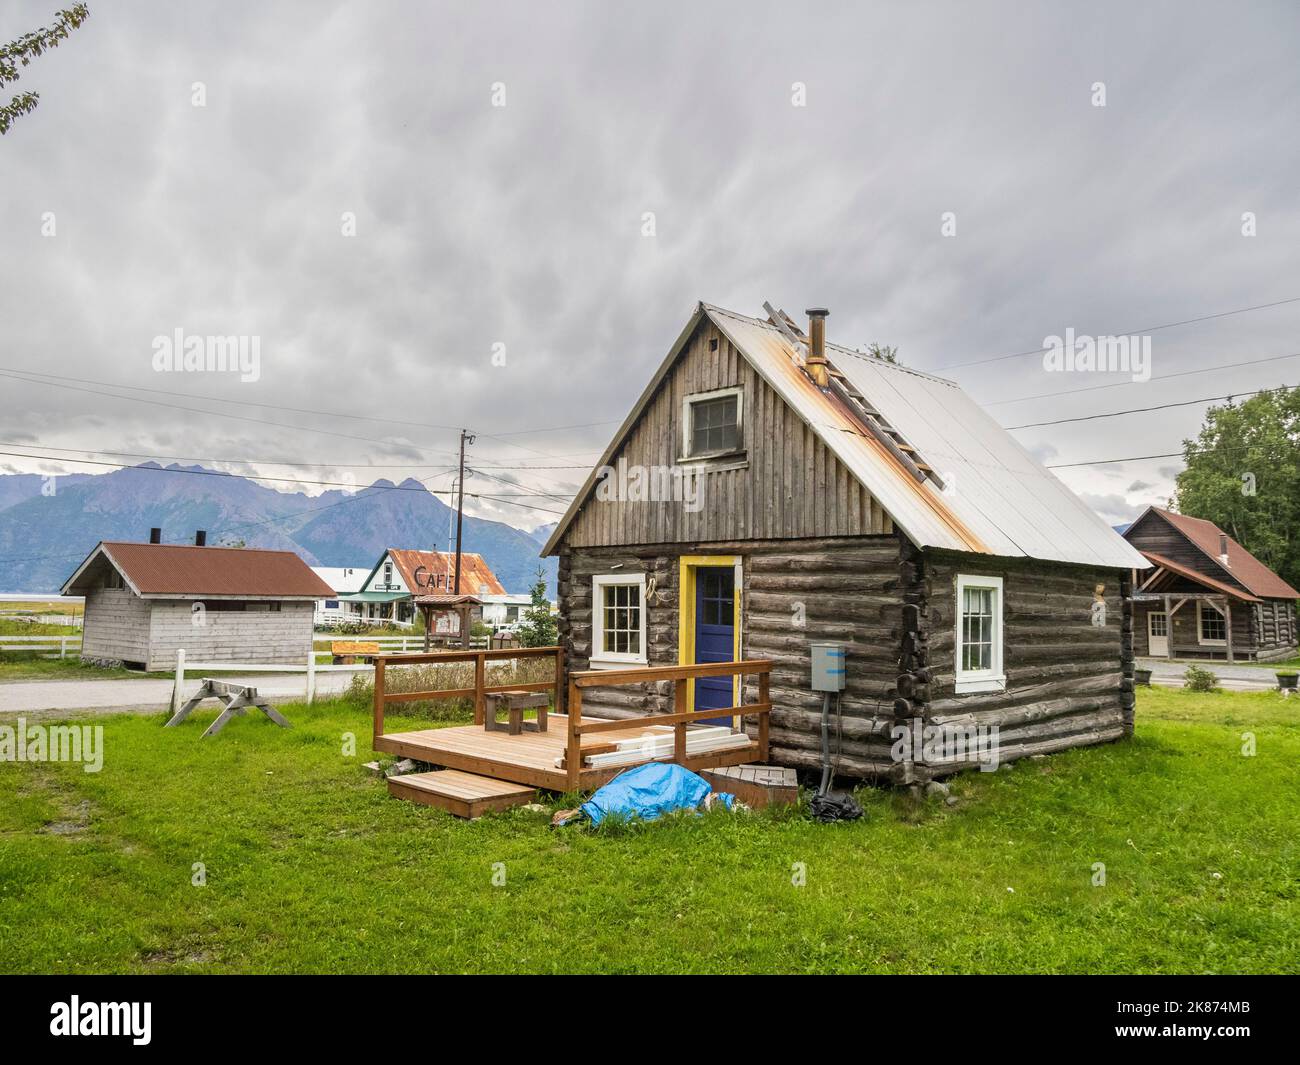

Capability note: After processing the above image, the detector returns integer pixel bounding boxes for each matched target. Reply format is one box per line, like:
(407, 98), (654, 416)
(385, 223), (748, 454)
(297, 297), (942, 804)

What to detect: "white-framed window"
(1149, 611), (1168, 637)
(591, 573), (647, 666)
(681, 387), (743, 460)
(1198, 600), (1227, 645)
(955, 574), (1005, 694)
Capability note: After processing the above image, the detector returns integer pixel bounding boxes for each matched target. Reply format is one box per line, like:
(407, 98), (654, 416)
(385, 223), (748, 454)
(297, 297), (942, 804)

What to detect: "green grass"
(0, 600), (83, 617)
(0, 656), (142, 681)
(0, 618), (82, 637)
(0, 687), (1295, 974)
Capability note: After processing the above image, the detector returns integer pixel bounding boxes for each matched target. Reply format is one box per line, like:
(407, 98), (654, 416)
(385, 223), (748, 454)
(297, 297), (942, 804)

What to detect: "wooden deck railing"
(372, 646), (564, 744)
(565, 659), (772, 790)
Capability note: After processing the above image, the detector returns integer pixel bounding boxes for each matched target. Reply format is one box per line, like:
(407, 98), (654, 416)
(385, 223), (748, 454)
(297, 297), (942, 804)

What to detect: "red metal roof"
(384, 549), (506, 596)
(75, 542), (335, 598)
(1137, 550), (1262, 603)
(1148, 508), (1299, 600)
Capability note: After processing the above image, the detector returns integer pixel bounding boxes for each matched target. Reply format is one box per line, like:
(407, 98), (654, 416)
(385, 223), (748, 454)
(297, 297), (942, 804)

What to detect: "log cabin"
(1123, 506), (1299, 662)
(62, 531), (334, 671)
(541, 301), (1151, 784)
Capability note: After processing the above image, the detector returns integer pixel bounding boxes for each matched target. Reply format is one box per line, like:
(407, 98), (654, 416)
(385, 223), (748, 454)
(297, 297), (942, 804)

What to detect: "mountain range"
(0, 463), (558, 596)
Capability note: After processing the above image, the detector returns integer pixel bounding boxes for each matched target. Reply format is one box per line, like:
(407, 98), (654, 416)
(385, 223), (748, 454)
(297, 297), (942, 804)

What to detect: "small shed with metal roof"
(542, 301), (1151, 784)
(62, 534), (333, 670)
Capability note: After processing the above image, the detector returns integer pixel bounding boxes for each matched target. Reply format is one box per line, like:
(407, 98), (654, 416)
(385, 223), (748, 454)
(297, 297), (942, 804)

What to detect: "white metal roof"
(310, 566), (370, 595)
(545, 302), (1148, 571)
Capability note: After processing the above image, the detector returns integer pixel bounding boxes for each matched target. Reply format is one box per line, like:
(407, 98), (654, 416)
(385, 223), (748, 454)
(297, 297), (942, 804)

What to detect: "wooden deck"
(375, 714), (762, 791)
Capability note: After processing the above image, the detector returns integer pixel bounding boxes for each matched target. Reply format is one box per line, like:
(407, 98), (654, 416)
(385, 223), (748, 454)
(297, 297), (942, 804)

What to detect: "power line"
(0, 364), (615, 446)
(0, 439), (590, 471)
(1045, 442), (1283, 471)
(0, 458), (566, 567)
(1004, 387), (1292, 430)
(0, 448), (571, 503)
(931, 295), (1300, 372)
(984, 352), (1300, 407)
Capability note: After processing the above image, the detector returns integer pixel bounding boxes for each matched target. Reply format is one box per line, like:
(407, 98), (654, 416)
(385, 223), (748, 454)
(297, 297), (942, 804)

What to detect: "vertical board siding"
(565, 318), (892, 547)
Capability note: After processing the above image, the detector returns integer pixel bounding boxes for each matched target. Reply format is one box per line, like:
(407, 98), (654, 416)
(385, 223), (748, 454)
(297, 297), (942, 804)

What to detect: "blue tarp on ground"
(579, 762), (733, 825)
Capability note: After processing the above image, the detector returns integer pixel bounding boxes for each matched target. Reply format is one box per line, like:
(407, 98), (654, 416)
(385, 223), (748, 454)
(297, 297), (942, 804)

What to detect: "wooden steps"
(387, 769), (537, 819)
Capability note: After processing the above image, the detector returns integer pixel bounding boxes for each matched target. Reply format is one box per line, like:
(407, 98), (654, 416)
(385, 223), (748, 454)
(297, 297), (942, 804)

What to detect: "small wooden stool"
(484, 690), (550, 735)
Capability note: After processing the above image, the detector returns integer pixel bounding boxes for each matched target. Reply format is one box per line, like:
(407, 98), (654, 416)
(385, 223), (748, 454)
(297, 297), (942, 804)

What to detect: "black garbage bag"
(810, 790), (863, 823)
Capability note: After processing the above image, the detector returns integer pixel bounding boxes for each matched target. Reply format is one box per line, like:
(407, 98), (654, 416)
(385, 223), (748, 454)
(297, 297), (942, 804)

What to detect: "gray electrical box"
(809, 641), (847, 692)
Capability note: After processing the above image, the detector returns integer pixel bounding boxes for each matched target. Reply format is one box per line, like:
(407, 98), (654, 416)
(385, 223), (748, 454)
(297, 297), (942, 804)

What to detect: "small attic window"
(682, 387), (743, 461)
(104, 570), (124, 590)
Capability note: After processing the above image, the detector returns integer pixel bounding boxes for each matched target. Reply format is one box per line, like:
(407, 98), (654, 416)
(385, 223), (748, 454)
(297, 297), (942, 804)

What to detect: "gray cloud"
(2, 0), (1298, 530)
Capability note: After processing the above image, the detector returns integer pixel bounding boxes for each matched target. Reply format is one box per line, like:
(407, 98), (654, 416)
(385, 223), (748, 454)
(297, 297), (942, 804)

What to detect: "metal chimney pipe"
(805, 308), (829, 387)
(1219, 532), (1229, 565)
(195, 530), (207, 547)
(149, 527), (162, 544)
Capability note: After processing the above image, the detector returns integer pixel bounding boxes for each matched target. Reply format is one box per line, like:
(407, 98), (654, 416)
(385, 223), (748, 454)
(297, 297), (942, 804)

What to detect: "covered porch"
(1133, 551), (1261, 663)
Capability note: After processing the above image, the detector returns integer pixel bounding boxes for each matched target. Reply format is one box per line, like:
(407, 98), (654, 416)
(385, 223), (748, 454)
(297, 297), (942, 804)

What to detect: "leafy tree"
(515, 567), (557, 647)
(1173, 387), (1299, 592)
(1, 4), (90, 135)
(863, 342), (900, 364)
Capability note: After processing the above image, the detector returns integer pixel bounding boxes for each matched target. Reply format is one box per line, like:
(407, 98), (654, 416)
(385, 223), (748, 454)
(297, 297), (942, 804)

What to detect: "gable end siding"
(564, 319), (892, 548)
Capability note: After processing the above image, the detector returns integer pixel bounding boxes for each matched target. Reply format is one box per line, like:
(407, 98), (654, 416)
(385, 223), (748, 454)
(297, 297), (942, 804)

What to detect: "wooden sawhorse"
(164, 678), (292, 737)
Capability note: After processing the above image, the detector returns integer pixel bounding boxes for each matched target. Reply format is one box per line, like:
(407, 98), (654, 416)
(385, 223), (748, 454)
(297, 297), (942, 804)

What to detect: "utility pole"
(454, 428), (475, 594)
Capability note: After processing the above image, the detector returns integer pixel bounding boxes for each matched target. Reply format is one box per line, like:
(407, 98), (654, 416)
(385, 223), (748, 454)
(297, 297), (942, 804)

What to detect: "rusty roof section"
(383, 549), (506, 596)
(412, 593), (485, 606)
(1141, 508), (1299, 599)
(63, 542), (335, 598)
(1137, 550), (1263, 603)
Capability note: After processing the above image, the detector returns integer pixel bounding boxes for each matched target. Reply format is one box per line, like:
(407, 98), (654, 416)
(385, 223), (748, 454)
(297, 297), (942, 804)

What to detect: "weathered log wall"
(557, 535), (1133, 785)
(557, 536), (903, 777)
(918, 549), (1128, 778)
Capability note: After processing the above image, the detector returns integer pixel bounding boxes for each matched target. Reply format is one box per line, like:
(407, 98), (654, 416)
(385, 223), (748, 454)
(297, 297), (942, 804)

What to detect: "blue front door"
(694, 567), (736, 726)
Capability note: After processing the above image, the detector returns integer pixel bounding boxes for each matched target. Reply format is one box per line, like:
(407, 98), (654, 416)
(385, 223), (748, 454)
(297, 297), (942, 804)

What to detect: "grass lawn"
(0, 656), (144, 681)
(0, 600), (83, 617)
(0, 687), (1295, 974)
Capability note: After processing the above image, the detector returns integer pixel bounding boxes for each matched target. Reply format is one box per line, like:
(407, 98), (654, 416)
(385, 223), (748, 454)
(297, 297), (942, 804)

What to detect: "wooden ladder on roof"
(763, 302), (945, 491)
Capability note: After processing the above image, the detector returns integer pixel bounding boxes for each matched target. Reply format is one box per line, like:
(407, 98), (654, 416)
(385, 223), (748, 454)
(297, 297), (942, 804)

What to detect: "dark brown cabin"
(1124, 506), (1299, 662)
(541, 302), (1151, 784)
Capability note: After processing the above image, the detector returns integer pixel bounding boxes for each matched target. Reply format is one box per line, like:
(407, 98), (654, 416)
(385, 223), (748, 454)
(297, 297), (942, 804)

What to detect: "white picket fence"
(0, 633), (83, 658)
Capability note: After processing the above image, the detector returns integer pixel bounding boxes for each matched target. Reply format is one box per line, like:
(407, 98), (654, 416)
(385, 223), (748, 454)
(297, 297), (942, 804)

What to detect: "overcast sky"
(2, 0), (1297, 530)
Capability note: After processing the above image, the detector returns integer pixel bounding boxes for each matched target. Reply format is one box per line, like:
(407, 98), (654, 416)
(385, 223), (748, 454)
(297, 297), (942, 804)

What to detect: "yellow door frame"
(678, 554), (743, 717)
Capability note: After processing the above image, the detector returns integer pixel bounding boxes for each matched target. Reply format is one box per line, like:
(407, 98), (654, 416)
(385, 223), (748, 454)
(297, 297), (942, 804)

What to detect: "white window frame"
(954, 574), (1006, 694)
(680, 386), (744, 462)
(591, 573), (648, 667)
(1197, 600), (1227, 646)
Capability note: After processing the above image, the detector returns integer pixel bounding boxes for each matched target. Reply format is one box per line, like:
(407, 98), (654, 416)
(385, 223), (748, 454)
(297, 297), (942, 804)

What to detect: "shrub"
(1183, 664), (1220, 693)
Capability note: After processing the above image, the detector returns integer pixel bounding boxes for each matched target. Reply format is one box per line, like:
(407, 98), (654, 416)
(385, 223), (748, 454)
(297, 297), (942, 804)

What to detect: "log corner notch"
(895, 532), (930, 784)
(1119, 570), (1135, 737)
